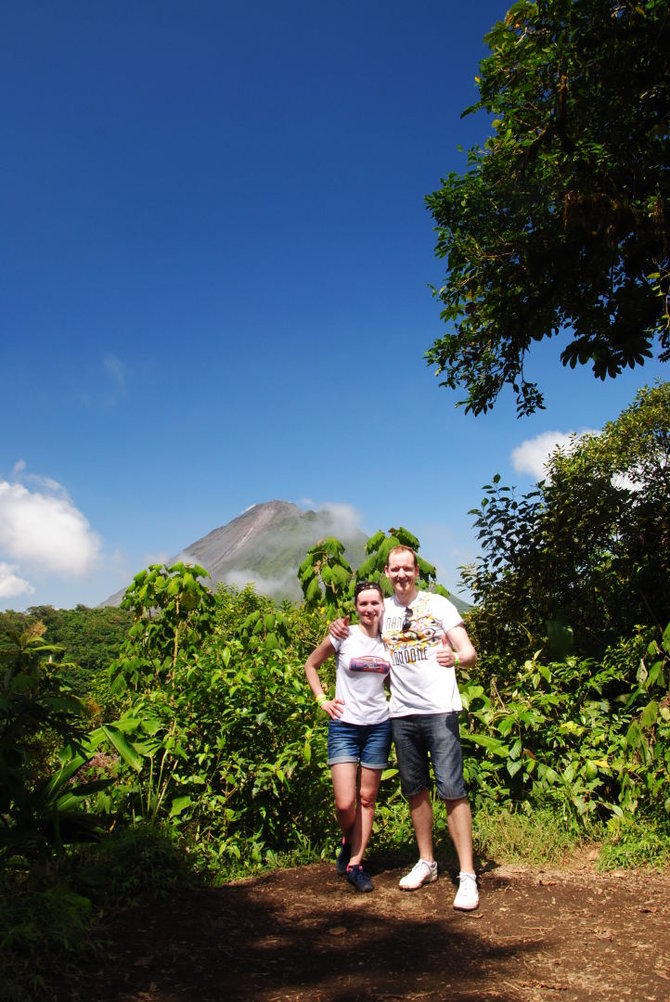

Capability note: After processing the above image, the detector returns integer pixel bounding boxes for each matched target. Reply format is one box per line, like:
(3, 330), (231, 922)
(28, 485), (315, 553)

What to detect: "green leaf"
(465, 733), (509, 757)
(640, 701), (658, 729)
(101, 724), (143, 771)
(169, 795), (193, 817)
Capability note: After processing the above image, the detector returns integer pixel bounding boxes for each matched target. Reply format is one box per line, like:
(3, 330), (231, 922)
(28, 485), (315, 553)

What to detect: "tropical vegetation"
(1, 383), (668, 998)
(426, 0), (670, 415)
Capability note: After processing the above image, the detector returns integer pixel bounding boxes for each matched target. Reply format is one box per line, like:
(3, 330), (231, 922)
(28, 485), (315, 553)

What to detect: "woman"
(304, 581), (391, 892)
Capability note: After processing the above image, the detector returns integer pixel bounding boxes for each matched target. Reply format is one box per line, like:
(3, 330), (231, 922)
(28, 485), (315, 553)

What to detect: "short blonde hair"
(385, 545), (418, 569)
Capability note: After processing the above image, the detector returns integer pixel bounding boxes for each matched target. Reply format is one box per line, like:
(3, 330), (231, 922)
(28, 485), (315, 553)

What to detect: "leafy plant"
(456, 622), (670, 832)
(0, 623), (91, 861)
(298, 536), (354, 615)
(111, 562), (216, 691)
(299, 526), (459, 618)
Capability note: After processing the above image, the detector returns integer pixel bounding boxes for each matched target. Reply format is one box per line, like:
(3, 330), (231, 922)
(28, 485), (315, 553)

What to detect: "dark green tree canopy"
(426, 0), (670, 416)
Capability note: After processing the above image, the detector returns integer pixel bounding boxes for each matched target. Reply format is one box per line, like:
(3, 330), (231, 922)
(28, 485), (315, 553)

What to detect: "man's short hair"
(386, 545), (418, 569)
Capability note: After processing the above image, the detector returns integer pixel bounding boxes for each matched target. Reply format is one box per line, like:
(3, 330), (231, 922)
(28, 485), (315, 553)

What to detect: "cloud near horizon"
(0, 470), (102, 598)
(511, 429), (599, 480)
(223, 567), (300, 600)
(0, 562), (35, 599)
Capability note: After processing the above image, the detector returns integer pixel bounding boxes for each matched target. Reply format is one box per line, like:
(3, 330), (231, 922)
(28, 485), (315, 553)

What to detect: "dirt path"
(78, 853), (670, 1001)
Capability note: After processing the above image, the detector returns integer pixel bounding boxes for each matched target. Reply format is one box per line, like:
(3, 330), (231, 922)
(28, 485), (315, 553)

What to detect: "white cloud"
(511, 429), (599, 480)
(142, 550), (171, 567)
(223, 567), (299, 599)
(0, 478), (101, 578)
(319, 501), (363, 538)
(104, 353), (126, 392)
(0, 562), (35, 599)
(80, 354), (128, 408)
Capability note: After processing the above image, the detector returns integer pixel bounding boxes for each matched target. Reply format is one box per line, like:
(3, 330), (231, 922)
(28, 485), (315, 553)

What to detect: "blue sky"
(1, 1), (666, 610)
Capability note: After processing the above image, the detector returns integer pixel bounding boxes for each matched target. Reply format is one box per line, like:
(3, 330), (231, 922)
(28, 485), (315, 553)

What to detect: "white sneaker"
(399, 859), (438, 890)
(453, 871), (479, 910)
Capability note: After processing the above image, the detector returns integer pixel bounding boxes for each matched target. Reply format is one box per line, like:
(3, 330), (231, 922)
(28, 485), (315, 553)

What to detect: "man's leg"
(446, 796), (474, 874)
(431, 716), (478, 910)
(447, 795), (478, 909)
(408, 788), (435, 861)
(392, 717), (438, 889)
(429, 713), (477, 891)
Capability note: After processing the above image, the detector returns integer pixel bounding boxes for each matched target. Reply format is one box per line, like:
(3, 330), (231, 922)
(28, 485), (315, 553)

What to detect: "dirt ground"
(77, 850), (670, 1002)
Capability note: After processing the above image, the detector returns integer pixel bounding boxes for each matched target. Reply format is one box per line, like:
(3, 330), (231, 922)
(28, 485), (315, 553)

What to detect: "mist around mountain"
(101, 501), (367, 607)
(178, 501), (369, 601)
(101, 500), (471, 613)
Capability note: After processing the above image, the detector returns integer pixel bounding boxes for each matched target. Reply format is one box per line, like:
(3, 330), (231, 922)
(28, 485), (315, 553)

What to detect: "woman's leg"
(348, 766), (382, 866)
(330, 762), (358, 840)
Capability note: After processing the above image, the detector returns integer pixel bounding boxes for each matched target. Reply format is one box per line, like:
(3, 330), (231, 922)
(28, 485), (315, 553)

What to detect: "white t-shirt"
(328, 625), (391, 725)
(382, 592), (463, 716)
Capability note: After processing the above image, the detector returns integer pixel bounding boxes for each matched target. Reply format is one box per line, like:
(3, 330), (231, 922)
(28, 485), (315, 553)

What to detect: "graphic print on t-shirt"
(348, 655), (390, 675)
(383, 596), (442, 667)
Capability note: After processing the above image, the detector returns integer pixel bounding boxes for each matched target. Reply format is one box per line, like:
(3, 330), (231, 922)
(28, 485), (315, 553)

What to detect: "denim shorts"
(391, 713), (467, 801)
(327, 718), (392, 769)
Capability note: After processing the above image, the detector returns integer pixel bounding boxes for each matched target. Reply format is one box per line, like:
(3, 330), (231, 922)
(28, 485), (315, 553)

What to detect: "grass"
(472, 804), (585, 866)
(598, 814), (670, 871)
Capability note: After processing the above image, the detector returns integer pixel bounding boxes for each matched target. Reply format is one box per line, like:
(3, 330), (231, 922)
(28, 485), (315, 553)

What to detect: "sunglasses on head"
(354, 581), (381, 598)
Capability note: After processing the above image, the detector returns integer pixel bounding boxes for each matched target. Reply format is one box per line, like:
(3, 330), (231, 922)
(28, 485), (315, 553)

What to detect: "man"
(332, 545), (479, 910)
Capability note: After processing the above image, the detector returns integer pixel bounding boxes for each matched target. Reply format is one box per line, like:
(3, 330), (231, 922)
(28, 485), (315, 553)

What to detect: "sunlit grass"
(598, 815), (670, 871)
(473, 805), (585, 866)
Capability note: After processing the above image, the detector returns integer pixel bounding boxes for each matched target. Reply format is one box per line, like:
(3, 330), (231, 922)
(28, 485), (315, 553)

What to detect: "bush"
(457, 623), (670, 831)
(599, 814), (670, 871)
(0, 875), (99, 1002)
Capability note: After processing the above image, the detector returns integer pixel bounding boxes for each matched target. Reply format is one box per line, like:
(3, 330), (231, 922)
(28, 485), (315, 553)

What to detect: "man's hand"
(436, 626), (476, 670)
(330, 614), (350, 640)
(436, 633), (459, 668)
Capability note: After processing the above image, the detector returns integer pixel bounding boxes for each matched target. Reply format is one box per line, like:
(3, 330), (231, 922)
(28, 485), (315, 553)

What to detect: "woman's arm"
(304, 636), (345, 719)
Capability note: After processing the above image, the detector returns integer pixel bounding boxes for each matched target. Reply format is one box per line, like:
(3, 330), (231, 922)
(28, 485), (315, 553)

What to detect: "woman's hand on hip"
(321, 697), (345, 719)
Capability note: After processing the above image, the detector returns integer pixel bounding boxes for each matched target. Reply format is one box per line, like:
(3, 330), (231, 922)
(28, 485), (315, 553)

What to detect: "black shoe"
(346, 864), (373, 893)
(336, 839), (351, 875)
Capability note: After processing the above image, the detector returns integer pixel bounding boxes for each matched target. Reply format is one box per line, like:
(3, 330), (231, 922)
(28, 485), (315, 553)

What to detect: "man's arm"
(436, 624), (477, 670)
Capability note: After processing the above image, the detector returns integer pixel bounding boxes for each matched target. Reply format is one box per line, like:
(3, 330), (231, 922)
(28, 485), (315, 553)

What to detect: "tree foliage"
(0, 605), (131, 692)
(463, 382), (670, 657)
(298, 526), (450, 615)
(426, 0), (670, 415)
(0, 623), (127, 861)
(111, 563), (216, 691)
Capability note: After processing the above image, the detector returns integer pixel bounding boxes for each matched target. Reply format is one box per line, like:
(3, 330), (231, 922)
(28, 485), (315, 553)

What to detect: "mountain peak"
(101, 501), (366, 606)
